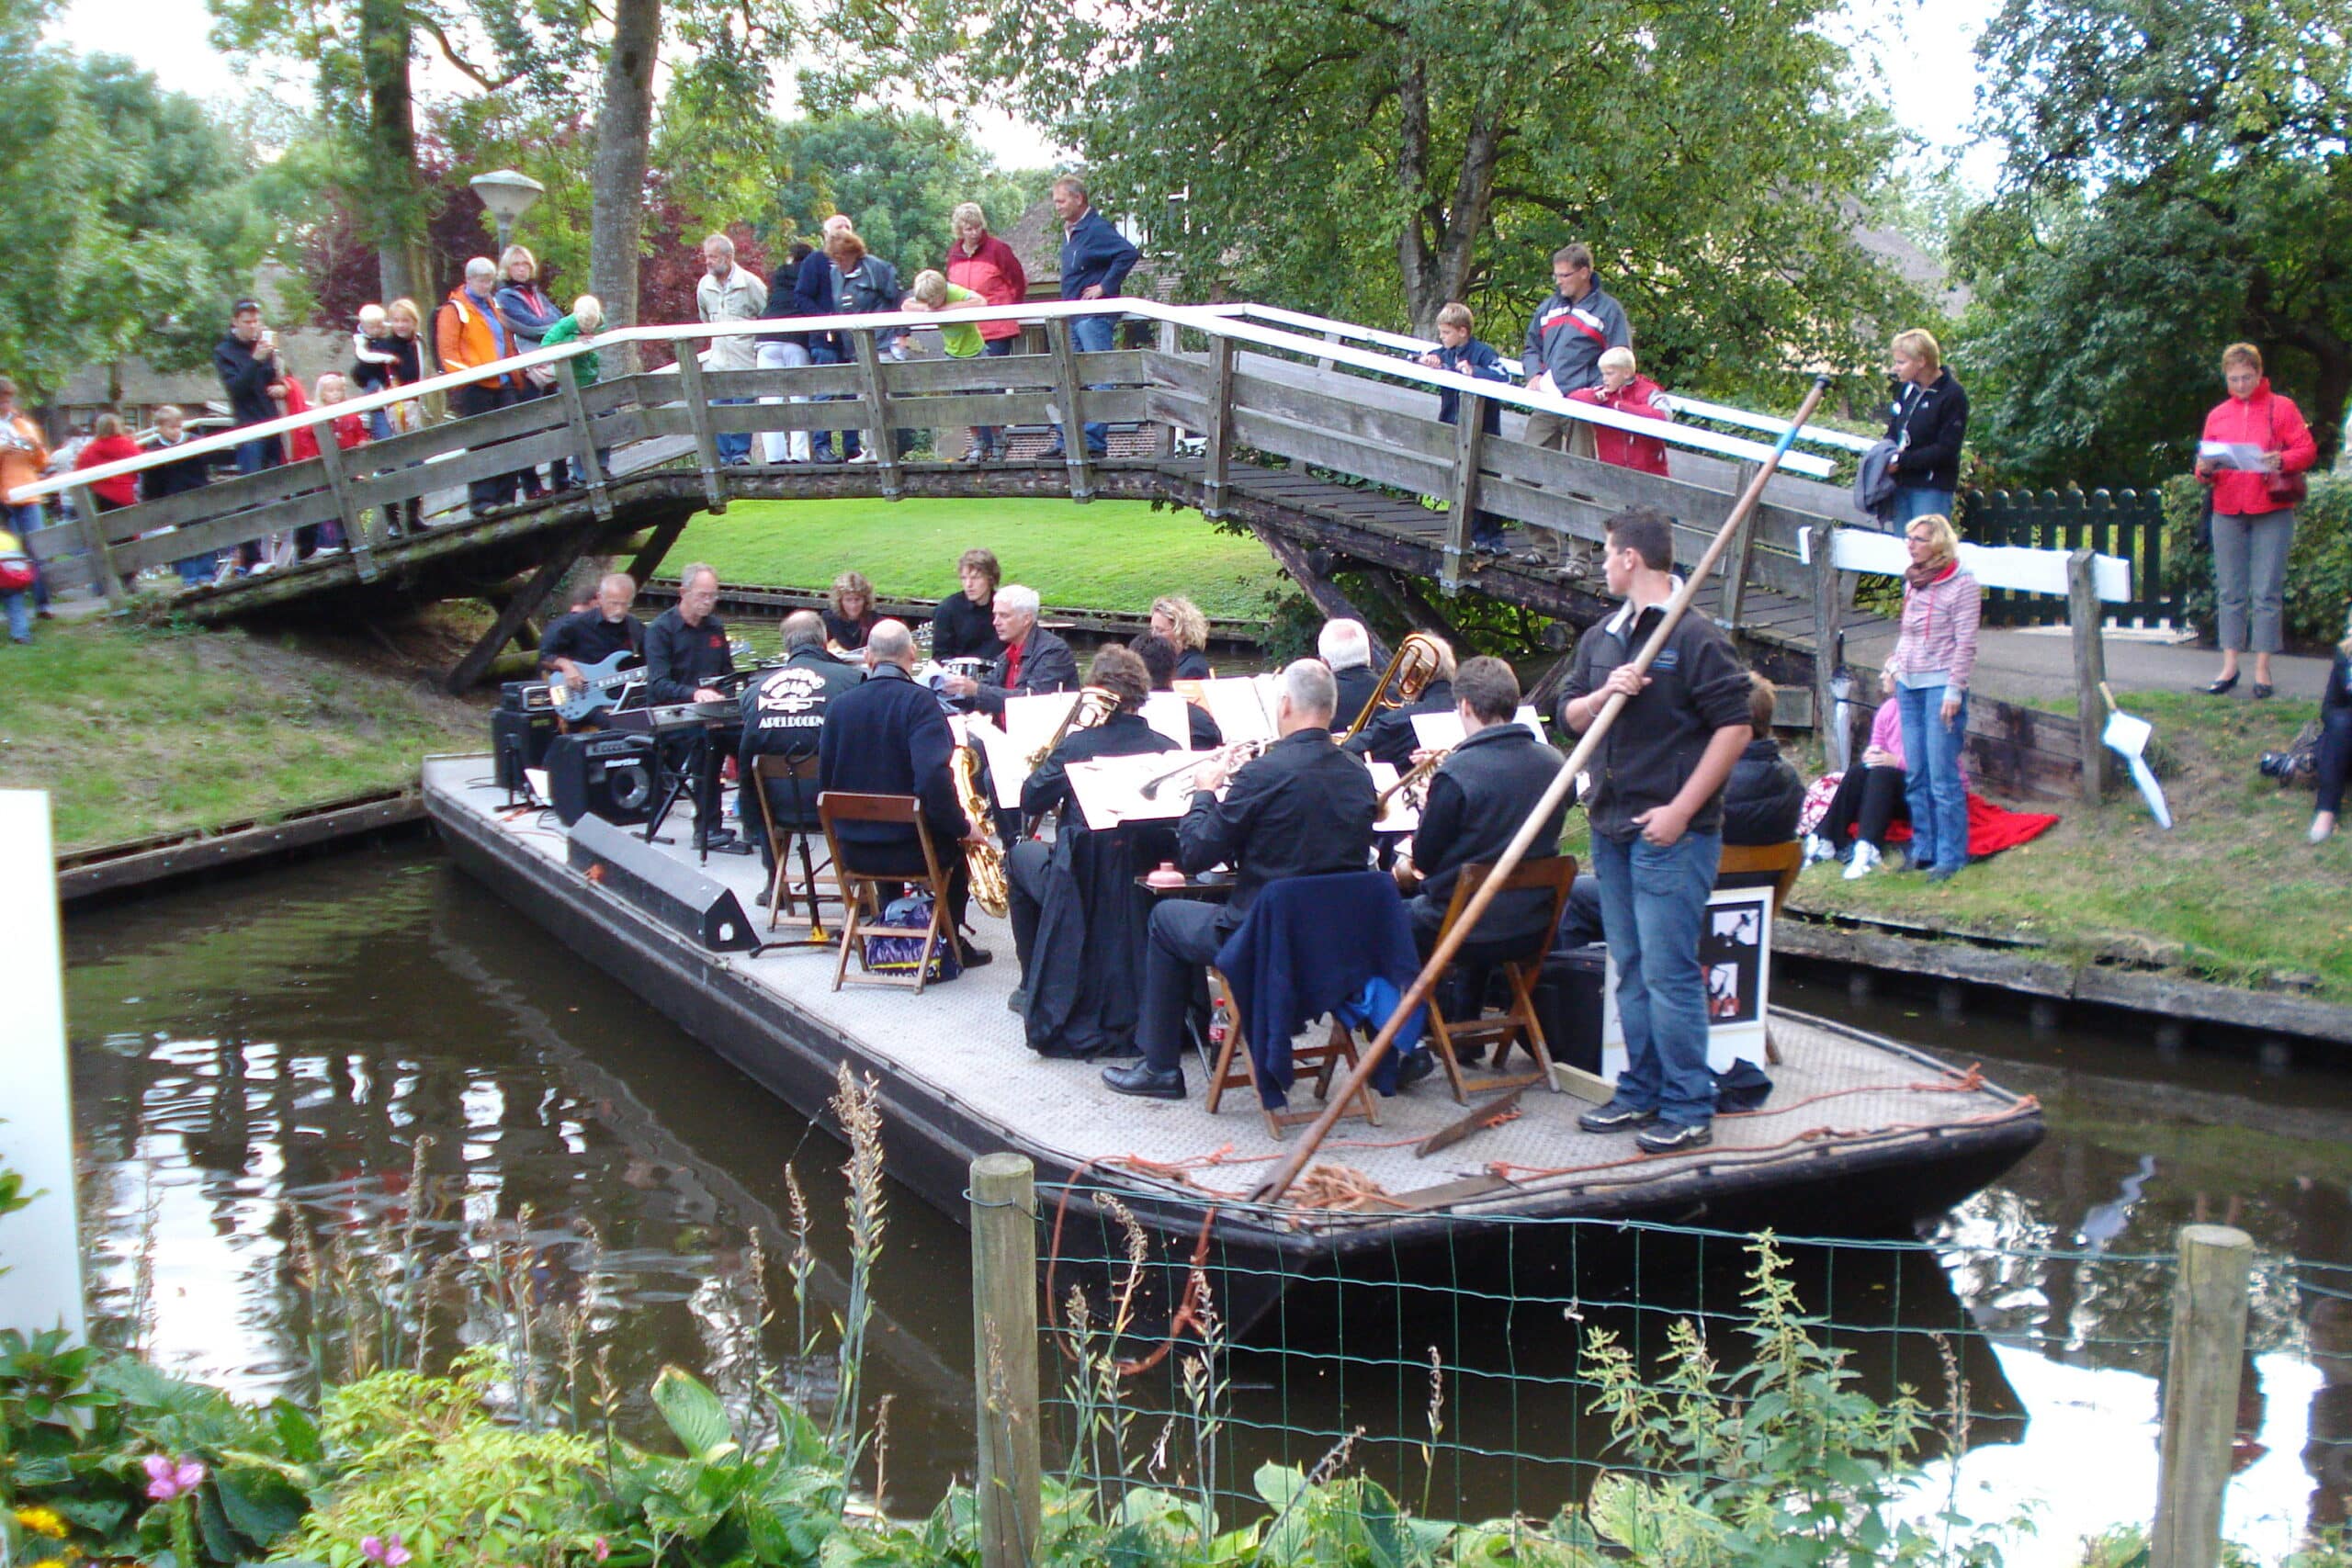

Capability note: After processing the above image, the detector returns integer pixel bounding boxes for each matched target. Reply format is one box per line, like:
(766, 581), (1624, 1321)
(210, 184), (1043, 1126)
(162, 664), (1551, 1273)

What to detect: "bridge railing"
(15, 297), (1849, 614)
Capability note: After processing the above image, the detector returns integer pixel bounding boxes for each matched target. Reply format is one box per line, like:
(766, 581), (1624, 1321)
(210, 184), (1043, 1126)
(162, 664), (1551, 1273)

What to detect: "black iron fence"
(1961, 486), (2177, 627)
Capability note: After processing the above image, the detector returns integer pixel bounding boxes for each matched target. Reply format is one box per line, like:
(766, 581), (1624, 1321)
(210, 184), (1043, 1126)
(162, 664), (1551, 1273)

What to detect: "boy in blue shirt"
(1416, 302), (1515, 556)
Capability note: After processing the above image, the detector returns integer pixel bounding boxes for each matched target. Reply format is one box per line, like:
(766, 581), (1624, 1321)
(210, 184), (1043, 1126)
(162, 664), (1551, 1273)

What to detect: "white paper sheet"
(1368, 761), (1421, 833)
(1408, 706), (1545, 750)
(1142, 691), (1194, 750)
(1064, 750), (1203, 826)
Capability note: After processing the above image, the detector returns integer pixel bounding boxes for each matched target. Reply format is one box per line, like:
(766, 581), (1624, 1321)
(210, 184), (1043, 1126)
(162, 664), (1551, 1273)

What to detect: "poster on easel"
(1599, 884), (1774, 1080)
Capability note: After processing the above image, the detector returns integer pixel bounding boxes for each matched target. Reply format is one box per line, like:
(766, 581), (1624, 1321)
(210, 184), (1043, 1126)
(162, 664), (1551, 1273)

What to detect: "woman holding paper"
(1882, 514), (1980, 884)
(2195, 342), (2316, 699)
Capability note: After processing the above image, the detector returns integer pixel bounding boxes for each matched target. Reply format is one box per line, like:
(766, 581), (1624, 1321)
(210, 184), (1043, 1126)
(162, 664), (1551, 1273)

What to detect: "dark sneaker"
(1392, 1050), (1438, 1091)
(1577, 1100), (1658, 1134)
(1636, 1120), (1713, 1155)
(958, 942), (993, 968)
(695, 832), (754, 856)
(1925, 863), (1960, 885)
(1006, 987), (1027, 1016)
(1102, 1062), (1185, 1100)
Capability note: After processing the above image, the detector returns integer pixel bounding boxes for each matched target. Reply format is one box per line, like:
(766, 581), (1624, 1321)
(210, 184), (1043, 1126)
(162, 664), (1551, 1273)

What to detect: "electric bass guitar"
(549, 651), (646, 722)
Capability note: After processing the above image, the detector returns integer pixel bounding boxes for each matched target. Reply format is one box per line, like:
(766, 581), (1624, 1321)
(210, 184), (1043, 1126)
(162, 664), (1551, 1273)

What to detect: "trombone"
(1136, 738), (1269, 801)
(1339, 631), (1448, 745)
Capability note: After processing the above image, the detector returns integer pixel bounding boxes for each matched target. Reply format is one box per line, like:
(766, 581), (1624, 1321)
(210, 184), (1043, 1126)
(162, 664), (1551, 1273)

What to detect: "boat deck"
(424, 754), (2041, 1257)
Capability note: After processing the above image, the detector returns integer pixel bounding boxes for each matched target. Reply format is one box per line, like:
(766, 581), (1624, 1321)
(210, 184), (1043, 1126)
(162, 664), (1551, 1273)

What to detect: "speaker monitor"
(492, 707), (561, 795)
(546, 730), (657, 826)
(566, 811), (761, 952)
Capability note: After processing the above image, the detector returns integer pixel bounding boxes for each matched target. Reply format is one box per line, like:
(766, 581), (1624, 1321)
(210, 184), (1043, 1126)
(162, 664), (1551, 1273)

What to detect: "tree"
(0, 14), (266, 395)
(589, 0), (659, 364)
(1959, 0), (2352, 482)
(828, 0), (1920, 399)
(770, 109), (1052, 272)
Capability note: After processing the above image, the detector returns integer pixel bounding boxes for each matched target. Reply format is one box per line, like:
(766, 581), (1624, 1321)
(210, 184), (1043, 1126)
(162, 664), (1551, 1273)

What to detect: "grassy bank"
(0, 617), (484, 852)
(1791, 689), (2352, 1001)
(673, 496), (1287, 617)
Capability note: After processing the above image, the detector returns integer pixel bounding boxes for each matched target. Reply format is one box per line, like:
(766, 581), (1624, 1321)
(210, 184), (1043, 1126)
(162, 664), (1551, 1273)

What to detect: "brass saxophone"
(949, 741), (1010, 918)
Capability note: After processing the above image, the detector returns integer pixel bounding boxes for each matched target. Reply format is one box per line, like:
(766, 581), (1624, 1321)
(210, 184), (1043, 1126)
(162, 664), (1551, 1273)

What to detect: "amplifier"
(492, 707), (560, 795)
(567, 812), (760, 952)
(545, 730), (658, 827)
(501, 681), (556, 713)
(1528, 946), (1607, 1077)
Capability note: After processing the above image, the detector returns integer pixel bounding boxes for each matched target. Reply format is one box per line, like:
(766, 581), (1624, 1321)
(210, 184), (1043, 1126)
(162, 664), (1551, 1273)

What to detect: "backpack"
(860, 892), (961, 982)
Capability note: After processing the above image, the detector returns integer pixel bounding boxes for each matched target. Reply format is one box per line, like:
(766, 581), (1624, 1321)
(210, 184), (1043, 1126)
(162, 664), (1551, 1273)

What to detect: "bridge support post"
(2068, 547), (2111, 803)
(1150, 320), (1180, 457)
(557, 373), (615, 521)
(444, 520), (604, 694)
(1811, 523), (1844, 764)
(852, 330), (903, 501)
(673, 350), (729, 513)
(312, 437), (379, 584)
(1440, 393), (1488, 595)
(70, 485), (125, 609)
(1719, 461), (1761, 626)
(1045, 318), (1094, 502)
(1202, 337), (1235, 519)
(625, 515), (688, 589)
(1248, 522), (1387, 666)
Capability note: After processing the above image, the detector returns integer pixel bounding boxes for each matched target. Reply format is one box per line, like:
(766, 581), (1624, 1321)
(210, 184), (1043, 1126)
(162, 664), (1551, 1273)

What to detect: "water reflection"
(62, 852), (2352, 1551)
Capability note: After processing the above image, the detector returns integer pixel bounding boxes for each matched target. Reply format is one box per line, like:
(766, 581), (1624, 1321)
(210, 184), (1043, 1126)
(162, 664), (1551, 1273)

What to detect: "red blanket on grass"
(1886, 791), (2059, 857)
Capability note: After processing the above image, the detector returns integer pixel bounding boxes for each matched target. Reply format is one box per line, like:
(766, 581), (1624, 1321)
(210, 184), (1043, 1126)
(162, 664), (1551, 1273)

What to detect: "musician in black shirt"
(929, 548), (1004, 664)
(1344, 637), (1456, 769)
(539, 573), (645, 681)
(643, 563), (750, 853)
(1105, 660), (1378, 1100)
(1131, 632), (1221, 750)
(1320, 618), (1380, 737)
(1394, 657), (1566, 947)
(738, 612), (862, 874)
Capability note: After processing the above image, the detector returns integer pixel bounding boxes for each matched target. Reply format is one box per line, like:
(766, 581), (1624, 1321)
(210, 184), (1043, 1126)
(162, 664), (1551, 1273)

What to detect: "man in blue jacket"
(1046, 175), (1139, 460)
(797, 215), (859, 462)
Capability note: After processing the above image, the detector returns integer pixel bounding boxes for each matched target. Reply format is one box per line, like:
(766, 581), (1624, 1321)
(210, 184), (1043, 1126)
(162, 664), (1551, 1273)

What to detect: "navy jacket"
(1407, 721), (1567, 943)
(1057, 209), (1139, 299)
(740, 648), (864, 829)
(1721, 738), (1804, 847)
(1432, 338), (1511, 434)
(1884, 369), (1969, 492)
(1215, 870), (1426, 1106)
(818, 662), (967, 853)
(139, 437), (225, 501)
(760, 262), (811, 345)
(795, 247), (842, 355)
(1330, 663), (1380, 736)
(1345, 679), (1454, 771)
(214, 335), (279, 427)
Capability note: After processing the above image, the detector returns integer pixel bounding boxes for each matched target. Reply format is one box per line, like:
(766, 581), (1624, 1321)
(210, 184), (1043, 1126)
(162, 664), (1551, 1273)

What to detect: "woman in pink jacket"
(2194, 342), (2317, 699)
(1883, 513), (1980, 883)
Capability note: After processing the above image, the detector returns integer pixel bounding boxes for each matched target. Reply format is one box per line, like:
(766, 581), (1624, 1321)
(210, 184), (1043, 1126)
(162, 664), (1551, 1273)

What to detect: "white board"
(0, 793), (86, 1339)
(1804, 524), (2132, 604)
(1408, 706), (1546, 750)
(1600, 884), (1775, 1081)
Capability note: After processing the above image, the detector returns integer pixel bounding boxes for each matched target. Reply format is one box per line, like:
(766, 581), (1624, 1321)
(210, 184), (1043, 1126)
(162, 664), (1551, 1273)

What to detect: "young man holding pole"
(1557, 506), (1754, 1153)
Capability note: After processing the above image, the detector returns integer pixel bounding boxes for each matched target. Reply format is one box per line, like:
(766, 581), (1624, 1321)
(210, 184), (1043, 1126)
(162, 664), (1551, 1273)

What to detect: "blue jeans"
(1, 591), (26, 642)
(1896, 682), (1970, 873)
(808, 344), (860, 461)
(1591, 828), (1722, 1126)
(1059, 312), (1116, 454)
(973, 336), (1015, 452)
(714, 395), (752, 463)
(1892, 487), (1955, 526)
(5, 504), (43, 611)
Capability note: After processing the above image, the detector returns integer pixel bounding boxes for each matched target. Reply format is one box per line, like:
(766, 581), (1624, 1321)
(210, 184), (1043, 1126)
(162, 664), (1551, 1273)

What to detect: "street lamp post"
(470, 168), (546, 259)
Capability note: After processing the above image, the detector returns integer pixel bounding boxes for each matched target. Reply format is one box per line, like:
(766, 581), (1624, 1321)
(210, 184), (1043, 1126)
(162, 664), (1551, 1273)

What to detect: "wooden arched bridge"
(15, 299), (2079, 791)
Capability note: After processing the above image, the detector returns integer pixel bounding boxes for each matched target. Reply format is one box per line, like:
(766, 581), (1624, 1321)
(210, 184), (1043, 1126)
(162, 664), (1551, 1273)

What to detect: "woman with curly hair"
(825, 570), (878, 652)
(1148, 594), (1211, 679)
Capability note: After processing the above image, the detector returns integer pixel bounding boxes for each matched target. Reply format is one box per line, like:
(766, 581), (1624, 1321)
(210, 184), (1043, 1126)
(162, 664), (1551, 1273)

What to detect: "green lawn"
(1791, 689), (2352, 1001)
(0, 620), (484, 852)
(672, 498), (1287, 619)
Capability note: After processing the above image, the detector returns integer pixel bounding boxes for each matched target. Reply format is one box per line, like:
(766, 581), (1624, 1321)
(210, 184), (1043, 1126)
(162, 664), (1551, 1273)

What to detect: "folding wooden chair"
(1421, 856), (1579, 1103)
(1715, 840), (1804, 1064)
(749, 752), (835, 940)
(1203, 970), (1381, 1139)
(816, 792), (953, 995)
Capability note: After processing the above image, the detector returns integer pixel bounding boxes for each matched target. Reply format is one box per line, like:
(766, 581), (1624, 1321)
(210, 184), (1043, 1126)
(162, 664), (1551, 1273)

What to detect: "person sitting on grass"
(1416, 301), (1513, 555)
(1804, 667), (1910, 879)
(2312, 604), (2351, 845)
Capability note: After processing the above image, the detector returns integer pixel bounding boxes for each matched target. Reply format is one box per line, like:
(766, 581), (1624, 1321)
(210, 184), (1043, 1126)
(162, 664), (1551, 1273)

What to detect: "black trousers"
(1818, 763), (1908, 850)
(1136, 899), (1238, 1072)
(2318, 705), (2352, 817)
(457, 382), (519, 512)
(1007, 838), (1053, 980)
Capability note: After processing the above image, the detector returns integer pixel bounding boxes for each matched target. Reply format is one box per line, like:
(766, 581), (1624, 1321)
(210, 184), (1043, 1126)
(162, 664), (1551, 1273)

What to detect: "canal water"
(62, 843), (2352, 1559)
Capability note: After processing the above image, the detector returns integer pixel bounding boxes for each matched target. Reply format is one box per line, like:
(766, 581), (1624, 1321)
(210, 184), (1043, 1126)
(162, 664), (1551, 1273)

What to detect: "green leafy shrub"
(2162, 472), (2352, 649)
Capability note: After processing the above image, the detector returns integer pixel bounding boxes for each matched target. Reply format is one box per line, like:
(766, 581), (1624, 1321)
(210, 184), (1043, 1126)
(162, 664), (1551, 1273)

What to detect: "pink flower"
(143, 1454), (208, 1502)
(593, 1539), (611, 1562)
(361, 1534), (413, 1567)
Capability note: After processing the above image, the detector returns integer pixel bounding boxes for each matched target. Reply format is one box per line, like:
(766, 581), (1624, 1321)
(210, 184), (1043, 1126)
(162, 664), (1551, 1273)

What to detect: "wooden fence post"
(70, 486), (125, 608)
(1046, 318), (1095, 502)
(2152, 1224), (2254, 1568)
(557, 371), (615, 521)
(969, 1154), (1040, 1568)
(2067, 547), (2110, 803)
(671, 350), (728, 513)
(1202, 337), (1236, 520)
(1151, 319), (1180, 457)
(1812, 524), (1844, 765)
(851, 331), (903, 500)
(1718, 461), (1762, 627)
(1439, 396), (1487, 596)
(311, 437), (379, 584)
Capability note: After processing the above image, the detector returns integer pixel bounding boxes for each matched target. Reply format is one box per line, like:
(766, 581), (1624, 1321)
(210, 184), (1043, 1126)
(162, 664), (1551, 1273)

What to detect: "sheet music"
(961, 716), (1031, 809)
(1368, 761), (1420, 833)
(1190, 675), (1280, 746)
(1142, 692), (1194, 749)
(1064, 751), (1201, 826)
(1409, 705), (1545, 750)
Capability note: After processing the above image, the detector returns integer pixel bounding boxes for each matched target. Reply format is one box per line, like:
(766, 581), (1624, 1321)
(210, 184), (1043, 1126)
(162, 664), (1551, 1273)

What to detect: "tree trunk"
(359, 0), (424, 305)
(591, 0), (661, 377)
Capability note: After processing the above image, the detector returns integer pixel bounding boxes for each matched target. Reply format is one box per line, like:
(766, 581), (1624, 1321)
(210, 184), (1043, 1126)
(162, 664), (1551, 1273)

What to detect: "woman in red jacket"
(944, 201), (1029, 461)
(74, 412), (142, 511)
(2194, 342), (2317, 698)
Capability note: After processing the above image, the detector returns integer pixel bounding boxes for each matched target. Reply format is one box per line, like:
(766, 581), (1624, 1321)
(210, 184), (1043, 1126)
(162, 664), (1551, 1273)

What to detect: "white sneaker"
(1843, 840), (1882, 880)
(845, 448), (879, 464)
(2313, 815), (2338, 845)
(1802, 833), (1837, 866)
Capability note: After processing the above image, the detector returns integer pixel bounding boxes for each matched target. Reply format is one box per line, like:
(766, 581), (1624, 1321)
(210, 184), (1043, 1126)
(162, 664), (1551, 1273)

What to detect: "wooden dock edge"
(1776, 911), (2352, 1048)
(55, 787), (426, 906)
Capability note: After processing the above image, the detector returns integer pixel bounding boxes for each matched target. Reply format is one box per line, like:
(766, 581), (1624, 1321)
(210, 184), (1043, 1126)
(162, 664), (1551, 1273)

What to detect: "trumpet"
(1339, 631), (1448, 744)
(1137, 737), (1269, 801)
(1376, 746), (1450, 814)
(948, 741), (1010, 918)
(1027, 685), (1121, 770)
